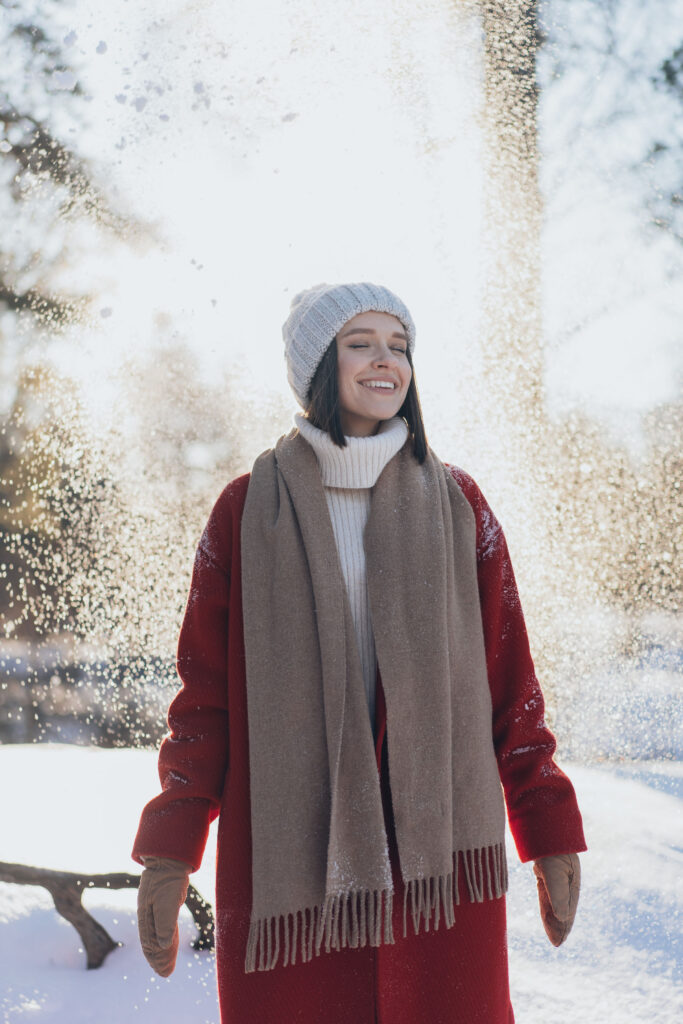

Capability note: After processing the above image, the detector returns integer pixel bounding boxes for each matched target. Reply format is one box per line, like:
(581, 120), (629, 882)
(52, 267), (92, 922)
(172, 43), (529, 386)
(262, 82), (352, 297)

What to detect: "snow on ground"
(0, 745), (681, 1023)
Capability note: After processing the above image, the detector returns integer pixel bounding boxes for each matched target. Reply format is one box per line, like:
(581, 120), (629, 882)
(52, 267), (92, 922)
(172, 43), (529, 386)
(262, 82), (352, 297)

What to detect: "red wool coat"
(133, 465), (587, 1024)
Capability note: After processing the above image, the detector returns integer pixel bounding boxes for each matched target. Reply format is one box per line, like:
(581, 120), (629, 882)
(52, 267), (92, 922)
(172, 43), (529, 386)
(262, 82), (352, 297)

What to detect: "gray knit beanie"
(283, 282), (416, 407)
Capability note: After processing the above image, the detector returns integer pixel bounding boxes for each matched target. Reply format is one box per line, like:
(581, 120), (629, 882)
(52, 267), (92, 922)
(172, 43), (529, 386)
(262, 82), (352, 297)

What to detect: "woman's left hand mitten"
(137, 856), (192, 976)
(532, 852), (581, 947)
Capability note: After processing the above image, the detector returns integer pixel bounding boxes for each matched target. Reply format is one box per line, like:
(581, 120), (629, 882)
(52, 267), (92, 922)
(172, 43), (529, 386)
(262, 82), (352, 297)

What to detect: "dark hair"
(304, 338), (427, 463)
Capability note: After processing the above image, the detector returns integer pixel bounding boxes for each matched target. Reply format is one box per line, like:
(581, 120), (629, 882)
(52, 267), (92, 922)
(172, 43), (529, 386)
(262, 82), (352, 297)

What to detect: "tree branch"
(0, 860), (215, 968)
(0, 283), (80, 325)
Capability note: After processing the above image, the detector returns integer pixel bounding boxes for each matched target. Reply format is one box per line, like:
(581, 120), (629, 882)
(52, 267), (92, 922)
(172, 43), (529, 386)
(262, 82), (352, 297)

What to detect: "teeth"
(362, 380), (395, 389)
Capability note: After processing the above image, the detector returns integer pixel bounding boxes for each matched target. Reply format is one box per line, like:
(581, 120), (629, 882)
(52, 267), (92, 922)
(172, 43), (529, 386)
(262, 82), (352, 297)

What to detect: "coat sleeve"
(131, 482), (239, 872)
(448, 466), (587, 863)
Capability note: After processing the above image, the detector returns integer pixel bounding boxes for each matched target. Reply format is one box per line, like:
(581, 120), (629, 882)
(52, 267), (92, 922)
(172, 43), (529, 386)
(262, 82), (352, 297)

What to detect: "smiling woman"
(304, 302), (428, 458)
(334, 312), (412, 436)
(132, 281), (586, 1024)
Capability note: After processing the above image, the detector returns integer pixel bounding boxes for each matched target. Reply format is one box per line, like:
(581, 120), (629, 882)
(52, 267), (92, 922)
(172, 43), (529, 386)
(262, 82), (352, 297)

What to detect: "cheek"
(336, 362), (353, 397)
(337, 353), (362, 393)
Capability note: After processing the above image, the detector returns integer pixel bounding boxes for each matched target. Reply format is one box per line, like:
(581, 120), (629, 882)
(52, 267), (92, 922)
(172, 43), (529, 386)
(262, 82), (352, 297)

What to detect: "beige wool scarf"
(240, 428), (508, 974)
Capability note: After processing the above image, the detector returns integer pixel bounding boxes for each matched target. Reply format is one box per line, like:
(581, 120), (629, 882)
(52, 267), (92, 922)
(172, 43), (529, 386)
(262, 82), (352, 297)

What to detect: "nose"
(372, 342), (398, 365)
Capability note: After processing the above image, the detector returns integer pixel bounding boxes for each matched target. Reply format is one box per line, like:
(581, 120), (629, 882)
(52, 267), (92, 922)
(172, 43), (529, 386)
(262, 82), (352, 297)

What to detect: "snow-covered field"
(0, 745), (681, 1023)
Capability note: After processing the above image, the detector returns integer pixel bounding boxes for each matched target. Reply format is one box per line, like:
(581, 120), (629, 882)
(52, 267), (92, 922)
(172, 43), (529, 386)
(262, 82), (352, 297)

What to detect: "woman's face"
(336, 311), (412, 437)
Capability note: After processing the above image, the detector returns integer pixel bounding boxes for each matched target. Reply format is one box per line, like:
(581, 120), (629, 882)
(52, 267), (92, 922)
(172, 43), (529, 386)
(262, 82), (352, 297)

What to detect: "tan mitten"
(137, 856), (192, 976)
(532, 852), (581, 947)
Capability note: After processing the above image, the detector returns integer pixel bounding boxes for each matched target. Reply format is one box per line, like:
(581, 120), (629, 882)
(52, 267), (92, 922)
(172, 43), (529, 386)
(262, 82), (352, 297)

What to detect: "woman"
(133, 282), (587, 1024)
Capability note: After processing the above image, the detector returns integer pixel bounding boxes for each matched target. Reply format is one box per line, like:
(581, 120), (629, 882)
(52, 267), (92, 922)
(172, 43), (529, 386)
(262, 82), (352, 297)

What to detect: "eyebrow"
(338, 327), (408, 341)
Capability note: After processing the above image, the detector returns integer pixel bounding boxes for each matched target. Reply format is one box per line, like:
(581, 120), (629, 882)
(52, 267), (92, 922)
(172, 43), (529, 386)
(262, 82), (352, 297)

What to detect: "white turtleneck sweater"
(295, 413), (409, 734)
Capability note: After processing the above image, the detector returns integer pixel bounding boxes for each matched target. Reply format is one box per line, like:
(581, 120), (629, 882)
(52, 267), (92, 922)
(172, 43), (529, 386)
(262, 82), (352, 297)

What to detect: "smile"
(359, 380), (397, 391)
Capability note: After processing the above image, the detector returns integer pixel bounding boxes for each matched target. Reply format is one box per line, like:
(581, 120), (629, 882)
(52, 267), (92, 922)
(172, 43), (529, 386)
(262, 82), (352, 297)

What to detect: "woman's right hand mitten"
(137, 856), (192, 976)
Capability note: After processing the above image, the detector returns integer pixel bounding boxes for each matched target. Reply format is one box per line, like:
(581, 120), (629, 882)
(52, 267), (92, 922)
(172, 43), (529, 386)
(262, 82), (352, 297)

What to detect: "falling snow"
(0, 0), (681, 1017)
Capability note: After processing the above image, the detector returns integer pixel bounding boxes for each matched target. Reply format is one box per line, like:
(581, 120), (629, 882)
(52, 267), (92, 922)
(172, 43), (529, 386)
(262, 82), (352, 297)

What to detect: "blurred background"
(0, 0), (681, 757)
(1, 3), (682, 1021)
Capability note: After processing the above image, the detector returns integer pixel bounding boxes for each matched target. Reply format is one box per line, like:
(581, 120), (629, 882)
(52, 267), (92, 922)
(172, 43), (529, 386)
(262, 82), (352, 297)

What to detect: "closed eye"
(348, 343), (406, 354)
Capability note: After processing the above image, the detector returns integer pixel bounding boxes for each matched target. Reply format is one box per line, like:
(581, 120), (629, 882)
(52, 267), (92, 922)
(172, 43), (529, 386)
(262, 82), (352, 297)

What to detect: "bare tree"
(476, 1), (682, 678)
(539, 0), (683, 246)
(0, 1), (129, 340)
(0, 0), (135, 647)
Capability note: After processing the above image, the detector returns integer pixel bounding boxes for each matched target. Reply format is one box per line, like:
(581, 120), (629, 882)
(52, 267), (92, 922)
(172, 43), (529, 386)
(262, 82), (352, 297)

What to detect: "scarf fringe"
(401, 842), (507, 939)
(245, 842), (508, 973)
(245, 886), (395, 973)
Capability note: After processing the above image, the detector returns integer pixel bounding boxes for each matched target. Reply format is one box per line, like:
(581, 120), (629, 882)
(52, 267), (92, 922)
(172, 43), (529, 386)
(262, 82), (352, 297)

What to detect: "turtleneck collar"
(294, 413), (409, 489)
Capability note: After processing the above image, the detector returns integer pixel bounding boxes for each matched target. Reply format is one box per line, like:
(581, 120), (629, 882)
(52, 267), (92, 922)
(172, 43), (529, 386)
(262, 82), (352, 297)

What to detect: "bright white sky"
(38, 0), (683, 459)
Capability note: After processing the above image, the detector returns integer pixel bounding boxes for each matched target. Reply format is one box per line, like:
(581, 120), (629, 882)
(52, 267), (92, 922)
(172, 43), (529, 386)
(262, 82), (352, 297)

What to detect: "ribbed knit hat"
(283, 282), (416, 407)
